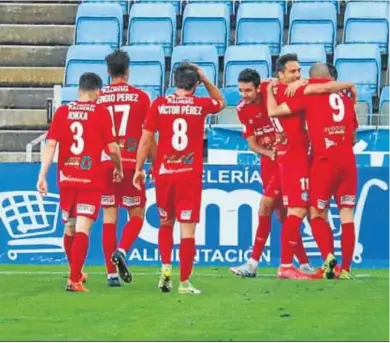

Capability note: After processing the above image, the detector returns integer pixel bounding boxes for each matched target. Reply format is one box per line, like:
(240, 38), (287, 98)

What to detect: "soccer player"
(267, 62), (358, 279)
(97, 50), (152, 287)
(229, 69), (313, 277)
(37, 72), (123, 292)
(133, 63), (225, 294)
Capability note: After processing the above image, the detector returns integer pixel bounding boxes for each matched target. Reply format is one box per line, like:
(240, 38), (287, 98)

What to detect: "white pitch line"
(0, 271), (372, 278)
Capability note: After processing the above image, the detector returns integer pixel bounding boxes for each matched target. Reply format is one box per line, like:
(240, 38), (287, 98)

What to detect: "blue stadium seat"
(128, 3), (176, 56)
(334, 44), (381, 96)
(289, 3), (337, 54)
(293, 0), (339, 13)
(139, 87), (160, 101)
(165, 86), (211, 97)
(136, 0), (181, 14)
(75, 3), (123, 48)
(61, 87), (79, 104)
(240, 0), (287, 14)
(236, 3), (283, 55)
(356, 86), (373, 124)
(182, 3), (230, 56)
(280, 44), (326, 78)
(64, 45), (113, 87)
(379, 86), (389, 114)
(187, 0), (234, 15)
(82, 0), (128, 14)
(221, 87), (241, 106)
(170, 45), (219, 86)
(224, 45), (272, 87)
(344, 2), (389, 54)
(122, 45), (165, 95)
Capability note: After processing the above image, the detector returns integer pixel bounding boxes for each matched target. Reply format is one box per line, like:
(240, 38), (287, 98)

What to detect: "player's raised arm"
(267, 81), (297, 117)
(190, 63), (225, 111)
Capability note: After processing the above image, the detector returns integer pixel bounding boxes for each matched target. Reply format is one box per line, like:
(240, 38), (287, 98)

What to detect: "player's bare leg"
(158, 218), (174, 292)
(64, 219), (88, 284)
(112, 206), (145, 284)
(178, 222), (200, 295)
(102, 206), (121, 287)
(230, 196), (274, 277)
(66, 216), (94, 292)
(278, 207), (313, 280)
(338, 207), (355, 279)
(310, 206), (337, 279)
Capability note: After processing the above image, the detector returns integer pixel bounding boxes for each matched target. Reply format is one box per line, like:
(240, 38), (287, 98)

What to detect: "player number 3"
(329, 93), (345, 122)
(70, 121), (84, 155)
(172, 118), (188, 151)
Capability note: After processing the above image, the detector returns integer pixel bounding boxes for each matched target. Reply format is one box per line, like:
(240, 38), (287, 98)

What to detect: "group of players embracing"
(36, 49), (357, 294)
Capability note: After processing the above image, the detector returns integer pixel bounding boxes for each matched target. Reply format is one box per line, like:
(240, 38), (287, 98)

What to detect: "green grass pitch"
(0, 265), (388, 341)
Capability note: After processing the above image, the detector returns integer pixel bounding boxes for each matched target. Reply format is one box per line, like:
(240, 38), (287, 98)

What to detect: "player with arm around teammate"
(37, 73), (123, 292)
(267, 63), (358, 279)
(133, 63), (225, 294)
(97, 50), (154, 287)
(229, 69), (313, 277)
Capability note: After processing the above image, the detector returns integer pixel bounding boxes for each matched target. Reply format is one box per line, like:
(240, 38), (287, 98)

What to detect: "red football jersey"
(144, 94), (222, 179)
(285, 79), (358, 157)
(46, 101), (115, 190)
(264, 83), (310, 158)
(236, 98), (276, 150)
(97, 83), (151, 169)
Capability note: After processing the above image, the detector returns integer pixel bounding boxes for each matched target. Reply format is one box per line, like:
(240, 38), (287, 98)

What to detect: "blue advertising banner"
(207, 127), (390, 167)
(0, 164), (388, 268)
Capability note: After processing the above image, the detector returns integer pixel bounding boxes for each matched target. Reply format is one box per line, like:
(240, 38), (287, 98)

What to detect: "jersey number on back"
(329, 93), (345, 122)
(70, 121), (84, 155)
(108, 105), (130, 136)
(172, 118), (188, 151)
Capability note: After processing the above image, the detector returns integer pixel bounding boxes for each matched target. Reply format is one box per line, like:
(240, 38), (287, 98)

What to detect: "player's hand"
(266, 148), (277, 161)
(188, 63), (208, 83)
(285, 79), (309, 97)
(133, 170), (145, 190)
(113, 168), (124, 183)
(37, 177), (48, 196)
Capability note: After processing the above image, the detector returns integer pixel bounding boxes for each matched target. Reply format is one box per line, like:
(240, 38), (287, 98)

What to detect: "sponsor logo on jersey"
(180, 210), (192, 221)
(301, 191), (309, 202)
(101, 195), (115, 206)
(123, 196), (141, 207)
(317, 199), (328, 209)
(77, 204), (95, 215)
(158, 208), (168, 220)
(340, 195), (356, 206)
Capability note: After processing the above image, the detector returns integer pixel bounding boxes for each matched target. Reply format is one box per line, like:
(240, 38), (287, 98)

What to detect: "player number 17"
(108, 104), (131, 136)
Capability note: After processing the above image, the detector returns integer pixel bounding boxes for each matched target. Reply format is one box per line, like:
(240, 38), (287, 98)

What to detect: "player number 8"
(329, 93), (345, 122)
(172, 118), (188, 151)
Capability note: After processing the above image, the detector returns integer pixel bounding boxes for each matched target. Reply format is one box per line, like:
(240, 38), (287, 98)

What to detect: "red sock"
(341, 222), (355, 272)
(63, 234), (74, 267)
(118, 216), (143, 252)
(70, 232), (89, 283)
(251, 216), (271, 261)
(281, 215), (302, 265)
(158, 225), (173, 264)
(102, 223), (117, 275)
(179, 237), (196, 282)
(295, 234), (309, 264)
(311, 217), (334, 260)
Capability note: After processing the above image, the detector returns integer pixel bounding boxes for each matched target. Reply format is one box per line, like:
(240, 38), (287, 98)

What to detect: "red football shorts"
(310, 153), (357, 210)
(155, 176), (202, 223)
(101, 168), (146, 209)
(60, 187), (102, 222)
(278, 153), (310, 208)
(261, 157), (282, 199)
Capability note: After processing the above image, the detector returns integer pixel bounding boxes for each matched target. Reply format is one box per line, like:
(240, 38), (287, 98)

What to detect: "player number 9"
(172, 118), (188, 151)
(329, 93), (345, 122)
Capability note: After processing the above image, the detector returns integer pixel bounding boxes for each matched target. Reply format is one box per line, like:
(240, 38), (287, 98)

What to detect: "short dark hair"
(326, 63), (338, 80)
(105, 49), (130, 78)
(174, 62), (200, 91)
(275, 53), (299, 72)
(79, 72), (103, 90)
(238, 68), (261, 87)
